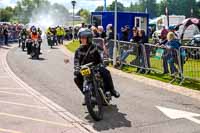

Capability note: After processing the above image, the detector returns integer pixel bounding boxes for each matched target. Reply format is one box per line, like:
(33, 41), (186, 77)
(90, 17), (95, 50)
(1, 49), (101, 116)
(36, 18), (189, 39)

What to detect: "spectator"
(81, 23), (85, 28)
(3, 25), (9, 45)
(159, 26), (169, 74)
(130, 27), (140, 43)
(91, 26), (99, 38)
(120, 27), (140, 63)
(121, 25), (130, 41)
(106, 24), (114, 59)
(165, 32), (183, 75)
(136, 30), (150, 73)
(161, 26), (168, 40)
(98, 26), (106, 39)
(158, 37), (170, 74)
(168, 26), (178, 38)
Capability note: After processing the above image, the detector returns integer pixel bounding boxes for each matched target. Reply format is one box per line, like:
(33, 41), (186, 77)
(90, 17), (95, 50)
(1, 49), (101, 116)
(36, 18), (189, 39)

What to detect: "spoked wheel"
(85, 90), (103, 121)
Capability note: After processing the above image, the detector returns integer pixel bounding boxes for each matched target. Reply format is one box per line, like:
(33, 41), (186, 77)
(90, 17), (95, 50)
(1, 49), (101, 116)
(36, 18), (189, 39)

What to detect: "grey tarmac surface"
(7, 42), (200, 133)
(0, 45), (89, 133)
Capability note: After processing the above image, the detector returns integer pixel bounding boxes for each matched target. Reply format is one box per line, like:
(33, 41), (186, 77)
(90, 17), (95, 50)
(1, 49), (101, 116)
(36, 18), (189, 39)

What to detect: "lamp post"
(103, 0), (107, 11)
(165, 0), (169, 28)
(191, 8), (193, 17)
(71, 0), (76, 42)
(113, 0), (117, 66)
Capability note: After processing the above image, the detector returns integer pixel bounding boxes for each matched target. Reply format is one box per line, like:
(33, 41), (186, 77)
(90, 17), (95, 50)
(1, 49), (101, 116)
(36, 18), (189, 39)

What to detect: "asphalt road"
(7, 42), (200, 133)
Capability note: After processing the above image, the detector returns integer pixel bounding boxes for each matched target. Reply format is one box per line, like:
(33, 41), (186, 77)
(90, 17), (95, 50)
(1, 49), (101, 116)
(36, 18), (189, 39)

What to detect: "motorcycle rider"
(19, 27), (28, 47)
(30, 26), (42, 55)
(74, 28), (120, 104)
(37, 27), (42, 36)
(46, 27), (54, 47)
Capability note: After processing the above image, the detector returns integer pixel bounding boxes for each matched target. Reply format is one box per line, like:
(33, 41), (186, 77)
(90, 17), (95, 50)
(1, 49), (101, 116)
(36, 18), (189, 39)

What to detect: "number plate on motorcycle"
(80, 68), (91, 76)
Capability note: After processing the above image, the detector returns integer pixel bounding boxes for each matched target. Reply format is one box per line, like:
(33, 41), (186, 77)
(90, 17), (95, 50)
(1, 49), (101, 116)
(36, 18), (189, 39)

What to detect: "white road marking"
(0, 88), (23, 90)
(157, 106), (200, 124)
(0, 112), (74, 127)
(0, 91), (31, 97)
(0, 100), (47, 109)
(0, 128), (23, 133)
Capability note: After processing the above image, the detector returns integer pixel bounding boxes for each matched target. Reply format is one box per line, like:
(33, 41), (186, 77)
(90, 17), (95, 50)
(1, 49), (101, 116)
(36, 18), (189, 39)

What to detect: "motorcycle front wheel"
(22, 43), (25, 51)
(85, 89), (103, 121)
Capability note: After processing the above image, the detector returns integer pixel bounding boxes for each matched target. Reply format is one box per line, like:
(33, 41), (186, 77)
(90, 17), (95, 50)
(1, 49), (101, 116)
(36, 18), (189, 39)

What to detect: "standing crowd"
(0, 23), (23, 46)
(79, 23), (185, 76)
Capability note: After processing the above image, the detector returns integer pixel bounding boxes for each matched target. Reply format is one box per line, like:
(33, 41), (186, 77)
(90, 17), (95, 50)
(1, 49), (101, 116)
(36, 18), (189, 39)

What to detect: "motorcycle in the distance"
(26, 38), (33, 55)
(79, 62), (112, 121)
(31, 38), (42, 59)
(21, 35), (27, 51)
(47, 34), (54, 48)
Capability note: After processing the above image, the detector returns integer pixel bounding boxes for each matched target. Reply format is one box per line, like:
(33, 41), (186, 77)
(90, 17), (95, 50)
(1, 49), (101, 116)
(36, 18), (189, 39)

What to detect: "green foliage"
(65, 41), (80, 53)
(0, 7), (14, 22)
(77, 9), (90, 23)
(94, 0), (200, 18)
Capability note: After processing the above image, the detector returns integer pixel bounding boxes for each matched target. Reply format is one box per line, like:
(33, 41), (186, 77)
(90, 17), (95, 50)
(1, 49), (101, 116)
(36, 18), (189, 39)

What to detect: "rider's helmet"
(31, 26), (37, 34)
(22, 27), (26, 32)
(78, 28), (93, 44)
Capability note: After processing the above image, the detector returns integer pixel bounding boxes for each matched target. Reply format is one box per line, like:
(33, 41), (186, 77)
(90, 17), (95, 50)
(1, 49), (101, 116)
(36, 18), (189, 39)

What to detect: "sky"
(0, 0), (139, 12)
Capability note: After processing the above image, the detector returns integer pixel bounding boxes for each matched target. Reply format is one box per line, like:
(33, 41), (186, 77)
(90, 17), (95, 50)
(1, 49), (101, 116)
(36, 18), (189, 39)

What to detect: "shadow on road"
(28, 57), (46, 61)
(50, 47), (59, 49)
(85, 105), (132, 131)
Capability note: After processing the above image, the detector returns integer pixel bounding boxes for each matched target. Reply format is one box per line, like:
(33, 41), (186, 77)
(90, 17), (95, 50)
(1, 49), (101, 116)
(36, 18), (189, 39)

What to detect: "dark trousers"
(74, 67), (115, 93)
(163, 50), (169, 73)
(4, 35), (8, 45)
(57, 35), (63, 44)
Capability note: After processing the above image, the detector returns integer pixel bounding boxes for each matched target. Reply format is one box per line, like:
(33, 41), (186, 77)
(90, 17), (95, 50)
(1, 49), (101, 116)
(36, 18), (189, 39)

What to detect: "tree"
(107, 1), (125, 11)
(78, 9), (90, 23)
(0, 7), (14, 22)
(95, 6), (104, 12)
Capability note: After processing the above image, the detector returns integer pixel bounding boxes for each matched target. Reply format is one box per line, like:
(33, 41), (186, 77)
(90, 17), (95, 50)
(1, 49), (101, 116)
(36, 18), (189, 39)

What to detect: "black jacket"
(74, 44), (102, 72)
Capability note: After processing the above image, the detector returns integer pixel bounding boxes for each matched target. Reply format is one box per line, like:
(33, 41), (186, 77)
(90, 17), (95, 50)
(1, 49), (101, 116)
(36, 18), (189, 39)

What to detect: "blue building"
(91, 11), (149, 40)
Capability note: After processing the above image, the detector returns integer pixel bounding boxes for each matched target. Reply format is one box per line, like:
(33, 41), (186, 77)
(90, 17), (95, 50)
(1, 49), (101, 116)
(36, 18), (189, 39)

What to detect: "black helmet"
(78, 28), (93, 44)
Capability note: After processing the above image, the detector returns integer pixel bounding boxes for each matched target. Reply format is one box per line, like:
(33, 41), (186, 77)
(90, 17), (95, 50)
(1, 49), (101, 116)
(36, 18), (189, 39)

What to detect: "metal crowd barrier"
(117, 41), (149, 72)
(179, 46), (200, 82)
(92, 39), (200, 84)
(92, 38), (109, 59)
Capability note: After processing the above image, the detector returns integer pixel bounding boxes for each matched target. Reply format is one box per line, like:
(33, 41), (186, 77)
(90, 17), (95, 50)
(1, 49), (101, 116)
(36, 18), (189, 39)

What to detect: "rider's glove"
(74, 70), (80, 76)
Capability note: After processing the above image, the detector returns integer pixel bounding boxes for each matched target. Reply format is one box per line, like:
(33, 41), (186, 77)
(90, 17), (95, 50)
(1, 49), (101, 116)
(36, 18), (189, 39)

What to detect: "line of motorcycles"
(20, 35), (42, 59)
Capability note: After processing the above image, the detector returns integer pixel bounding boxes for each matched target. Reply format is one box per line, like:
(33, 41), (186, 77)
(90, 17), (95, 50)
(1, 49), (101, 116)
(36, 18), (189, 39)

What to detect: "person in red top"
(30, 26), (42, 54)
(160, 26), (168, 40)
(31, 26), (39, 41)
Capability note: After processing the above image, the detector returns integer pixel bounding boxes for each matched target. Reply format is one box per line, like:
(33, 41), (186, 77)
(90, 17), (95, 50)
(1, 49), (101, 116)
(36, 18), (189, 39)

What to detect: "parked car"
(185, 34), (200, 59)
(187, 34), (200, 47)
